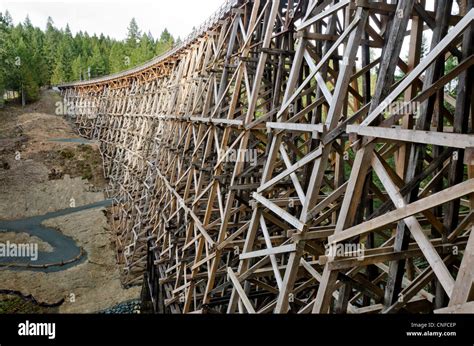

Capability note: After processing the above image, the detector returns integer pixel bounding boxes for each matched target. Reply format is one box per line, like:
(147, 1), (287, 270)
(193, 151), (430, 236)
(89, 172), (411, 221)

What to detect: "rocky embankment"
(0, 90), (140, 313)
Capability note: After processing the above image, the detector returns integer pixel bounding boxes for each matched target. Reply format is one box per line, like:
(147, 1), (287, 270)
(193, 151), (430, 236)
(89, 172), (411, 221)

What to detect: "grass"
(60, 148), (75, 159)
(0, 294), (59, 314)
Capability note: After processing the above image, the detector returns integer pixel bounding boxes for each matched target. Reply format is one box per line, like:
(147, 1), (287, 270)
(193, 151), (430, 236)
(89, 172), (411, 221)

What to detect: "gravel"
(98, 299), (141, 314)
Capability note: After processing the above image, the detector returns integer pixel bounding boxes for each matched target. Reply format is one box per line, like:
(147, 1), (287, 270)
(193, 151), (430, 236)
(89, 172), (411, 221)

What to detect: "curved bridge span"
(59, 0), (474, 314)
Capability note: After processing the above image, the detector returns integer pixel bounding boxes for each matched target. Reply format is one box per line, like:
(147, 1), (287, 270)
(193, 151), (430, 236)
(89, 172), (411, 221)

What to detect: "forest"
(0, 11), (177, 104)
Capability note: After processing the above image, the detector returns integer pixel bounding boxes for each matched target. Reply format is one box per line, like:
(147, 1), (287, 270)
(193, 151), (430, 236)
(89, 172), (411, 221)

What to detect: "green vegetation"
(0, 11), (177, 104)
(0, 294), (59, 313)
(60, 148), (75, 159)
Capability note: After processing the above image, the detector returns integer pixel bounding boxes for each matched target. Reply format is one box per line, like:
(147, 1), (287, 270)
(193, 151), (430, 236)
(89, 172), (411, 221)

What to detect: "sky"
(0, 0), (225, 41)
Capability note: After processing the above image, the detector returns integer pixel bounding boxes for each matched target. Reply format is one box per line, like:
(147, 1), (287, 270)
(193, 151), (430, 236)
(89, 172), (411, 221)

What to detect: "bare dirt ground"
(0, 90), (140, 313)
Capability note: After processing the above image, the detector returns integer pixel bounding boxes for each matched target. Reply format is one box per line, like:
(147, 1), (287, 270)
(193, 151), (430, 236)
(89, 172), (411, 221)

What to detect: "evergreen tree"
(0, 11), (176, 103)
(132, 33), (154, 65)
(156, 28), (174, 55)
(51, 57), (67, 84)
(109, 42), (127, 73)
(3, 10), (13, 26)
(71, 55), (84, 80)
(88, 43), (106, 77)
(51, 38), (72, 83)
(126, 18), (140, 50)
(44, 16), (61, 83)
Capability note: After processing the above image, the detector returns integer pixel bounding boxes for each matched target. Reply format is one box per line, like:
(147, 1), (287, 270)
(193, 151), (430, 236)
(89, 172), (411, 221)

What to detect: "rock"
(2, 161), (10, 170)
(97, 299), (141, 314)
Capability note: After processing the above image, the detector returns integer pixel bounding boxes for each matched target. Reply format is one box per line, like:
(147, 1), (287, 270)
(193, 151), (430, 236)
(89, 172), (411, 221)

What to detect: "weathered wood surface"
(59, 0), (474, 314)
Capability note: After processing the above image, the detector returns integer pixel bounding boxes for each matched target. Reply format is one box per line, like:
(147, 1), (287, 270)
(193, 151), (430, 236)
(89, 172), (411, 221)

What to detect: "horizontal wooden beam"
(239, 244), (297, 260)
(266, 122), (325, 133)
(347, 125), (474, 149)
(329, 179), (474, 244)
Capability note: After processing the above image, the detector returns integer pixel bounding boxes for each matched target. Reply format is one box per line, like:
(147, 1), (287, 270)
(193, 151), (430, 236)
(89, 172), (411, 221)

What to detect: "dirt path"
(0, 90), (140, 313)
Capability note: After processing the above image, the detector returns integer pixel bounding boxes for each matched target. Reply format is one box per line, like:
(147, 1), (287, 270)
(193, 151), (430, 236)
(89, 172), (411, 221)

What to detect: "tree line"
(0, 11), (177, 105)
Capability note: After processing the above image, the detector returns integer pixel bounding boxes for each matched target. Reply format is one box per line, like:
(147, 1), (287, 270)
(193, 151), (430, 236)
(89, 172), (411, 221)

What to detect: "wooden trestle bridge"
(58, 0), (474, 314)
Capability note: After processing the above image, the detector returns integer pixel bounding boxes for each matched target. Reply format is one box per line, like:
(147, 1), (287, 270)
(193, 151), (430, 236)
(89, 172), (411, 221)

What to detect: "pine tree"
(3, 10), (13, 27)
(88, 43), (106, 77)
(126, 18), (140, 50)
(51, 38), (72, 84)
(71, 55), (84, 80)
(44, 17), (60, 83)
(51, 58), (66, 84)
(0, 10), (176, 101)
(109, 42), (127, 73)
(132, 33), (154, 65)
(156, 28), (174, 55)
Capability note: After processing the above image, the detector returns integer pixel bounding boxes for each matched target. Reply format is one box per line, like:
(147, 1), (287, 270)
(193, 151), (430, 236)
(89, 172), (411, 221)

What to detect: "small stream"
(0, 199), (112, 272)
(48, 138), (98, 145)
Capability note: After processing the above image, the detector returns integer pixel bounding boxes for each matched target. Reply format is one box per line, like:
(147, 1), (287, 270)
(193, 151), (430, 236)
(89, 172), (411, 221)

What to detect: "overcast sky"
(0, 0), (225, 41)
